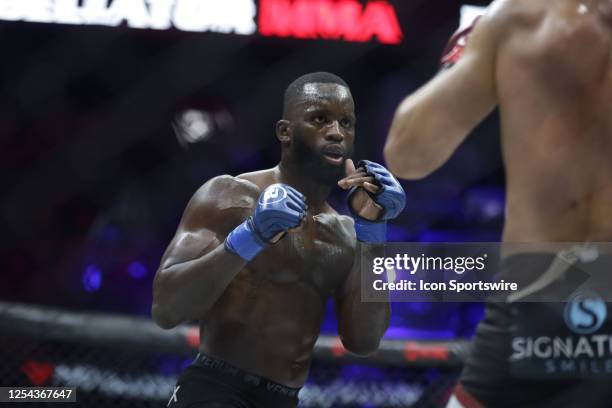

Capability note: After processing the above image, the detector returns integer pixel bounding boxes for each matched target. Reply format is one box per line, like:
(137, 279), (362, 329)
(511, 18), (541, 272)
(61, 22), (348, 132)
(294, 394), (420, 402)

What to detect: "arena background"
(1, 1), (498, 406)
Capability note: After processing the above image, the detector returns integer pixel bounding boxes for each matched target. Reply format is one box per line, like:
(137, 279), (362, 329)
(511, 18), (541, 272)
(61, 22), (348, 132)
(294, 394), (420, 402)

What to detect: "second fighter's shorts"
(167, 353), (301, 408)
(458, 251), (612, 408)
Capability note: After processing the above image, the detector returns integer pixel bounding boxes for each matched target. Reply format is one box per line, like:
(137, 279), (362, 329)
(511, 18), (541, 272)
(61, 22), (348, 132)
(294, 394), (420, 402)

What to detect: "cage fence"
(0, 302), (468, 408)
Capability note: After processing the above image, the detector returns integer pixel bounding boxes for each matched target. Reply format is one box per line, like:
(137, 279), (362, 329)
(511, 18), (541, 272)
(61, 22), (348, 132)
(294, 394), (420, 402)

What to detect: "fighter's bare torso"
(199, 169), (355, 387)
(495, 0), (612, 241)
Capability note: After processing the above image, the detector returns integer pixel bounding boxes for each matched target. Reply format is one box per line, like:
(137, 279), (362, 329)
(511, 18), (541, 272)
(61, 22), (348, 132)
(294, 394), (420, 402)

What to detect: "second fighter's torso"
(200, 174), (355, 387)
(496, 0), (612, 242)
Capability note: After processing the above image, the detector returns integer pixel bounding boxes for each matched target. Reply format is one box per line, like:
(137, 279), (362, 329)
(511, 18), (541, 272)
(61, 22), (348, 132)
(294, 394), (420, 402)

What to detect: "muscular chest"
(249, 214), (356, 290)
(501, 8), (612, 100)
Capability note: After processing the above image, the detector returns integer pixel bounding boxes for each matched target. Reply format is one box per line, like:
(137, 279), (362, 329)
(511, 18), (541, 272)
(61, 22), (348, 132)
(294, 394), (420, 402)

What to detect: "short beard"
(291, 135), (348, 185)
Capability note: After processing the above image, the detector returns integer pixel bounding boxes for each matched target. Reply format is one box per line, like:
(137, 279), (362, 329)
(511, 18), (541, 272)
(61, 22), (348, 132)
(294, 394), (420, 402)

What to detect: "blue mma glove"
(225, 183), (307, 261)
(348, 160), (406, 243)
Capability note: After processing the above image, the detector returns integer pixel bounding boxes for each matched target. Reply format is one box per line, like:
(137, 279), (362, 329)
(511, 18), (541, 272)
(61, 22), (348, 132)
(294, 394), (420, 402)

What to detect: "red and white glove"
(440, 17), (481, 70)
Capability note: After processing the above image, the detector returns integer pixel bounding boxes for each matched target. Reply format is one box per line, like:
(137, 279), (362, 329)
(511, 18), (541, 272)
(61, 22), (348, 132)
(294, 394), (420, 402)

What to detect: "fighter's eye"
(313, 115), (326, 124)
(340, 118), (353, 128)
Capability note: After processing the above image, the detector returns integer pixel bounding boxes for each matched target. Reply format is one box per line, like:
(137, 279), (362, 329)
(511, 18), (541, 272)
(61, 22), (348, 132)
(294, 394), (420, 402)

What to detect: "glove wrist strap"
(354, 218), (387, 244)
(225, 218), (268, 261)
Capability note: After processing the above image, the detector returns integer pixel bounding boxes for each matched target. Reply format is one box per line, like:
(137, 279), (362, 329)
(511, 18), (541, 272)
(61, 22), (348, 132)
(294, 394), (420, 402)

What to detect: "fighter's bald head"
(282, 72), (351, 119)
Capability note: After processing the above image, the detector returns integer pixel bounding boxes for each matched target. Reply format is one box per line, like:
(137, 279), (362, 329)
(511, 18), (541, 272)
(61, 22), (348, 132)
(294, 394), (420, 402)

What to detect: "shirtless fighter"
(152, 72), (405, 408)
(385, 0), (612, 407)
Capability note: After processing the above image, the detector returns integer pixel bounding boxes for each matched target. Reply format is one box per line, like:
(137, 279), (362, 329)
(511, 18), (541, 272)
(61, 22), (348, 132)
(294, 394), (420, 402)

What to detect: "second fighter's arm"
(384, 7), (504, 180)
(151, 176), (257, 329)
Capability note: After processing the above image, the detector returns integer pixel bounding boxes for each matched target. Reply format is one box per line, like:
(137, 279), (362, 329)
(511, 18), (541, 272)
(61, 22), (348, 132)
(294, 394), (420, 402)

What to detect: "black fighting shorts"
(166, 353), (301, 408)
(459, 251), (612, 408)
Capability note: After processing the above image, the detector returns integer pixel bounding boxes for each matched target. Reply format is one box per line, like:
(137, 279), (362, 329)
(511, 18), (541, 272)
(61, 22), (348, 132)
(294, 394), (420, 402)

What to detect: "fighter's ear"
(276, 120), (292, 144)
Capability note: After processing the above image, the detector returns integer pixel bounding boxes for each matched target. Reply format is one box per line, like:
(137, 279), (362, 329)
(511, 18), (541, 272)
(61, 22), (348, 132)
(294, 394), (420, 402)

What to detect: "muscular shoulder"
(485, 0), (545, 32)
(181, 175), (260, 233)
(191, 175), (259, 210)
(454, 0), (543, 63)
(235, 167), (277, 189)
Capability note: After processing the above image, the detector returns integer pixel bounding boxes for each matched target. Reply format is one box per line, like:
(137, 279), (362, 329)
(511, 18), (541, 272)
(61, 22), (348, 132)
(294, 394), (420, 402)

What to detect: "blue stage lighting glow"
(128, 261), (147, 279)
(83, 265), (102, 292)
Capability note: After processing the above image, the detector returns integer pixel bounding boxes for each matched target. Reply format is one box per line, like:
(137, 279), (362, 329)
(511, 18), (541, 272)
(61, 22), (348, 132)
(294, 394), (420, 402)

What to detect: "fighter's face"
(286, 83), (356, 182)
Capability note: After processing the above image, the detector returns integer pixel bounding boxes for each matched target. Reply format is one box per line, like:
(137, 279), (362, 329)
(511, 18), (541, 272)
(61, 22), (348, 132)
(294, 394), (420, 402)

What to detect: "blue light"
(100, 224), (120, 241)
(83, 265), (102, 292)
(127, 261), (147, 279)
(157, 356), (193, 376)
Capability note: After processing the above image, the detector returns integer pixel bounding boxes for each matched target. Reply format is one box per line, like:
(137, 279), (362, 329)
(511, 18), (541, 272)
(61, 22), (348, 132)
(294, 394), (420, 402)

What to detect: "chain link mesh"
(1, 334), (460, 408)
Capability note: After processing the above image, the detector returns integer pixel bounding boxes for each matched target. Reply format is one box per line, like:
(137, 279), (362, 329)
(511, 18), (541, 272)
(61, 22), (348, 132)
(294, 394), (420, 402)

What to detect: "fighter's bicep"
(160, 228), (221, 270)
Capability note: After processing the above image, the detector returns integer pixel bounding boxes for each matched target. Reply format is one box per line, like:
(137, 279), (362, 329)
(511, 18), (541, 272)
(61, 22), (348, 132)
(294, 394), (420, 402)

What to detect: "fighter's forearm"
(339, 298), (391, 356)
(152, 244), (246, 329)
(338, 243), (391, 356)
